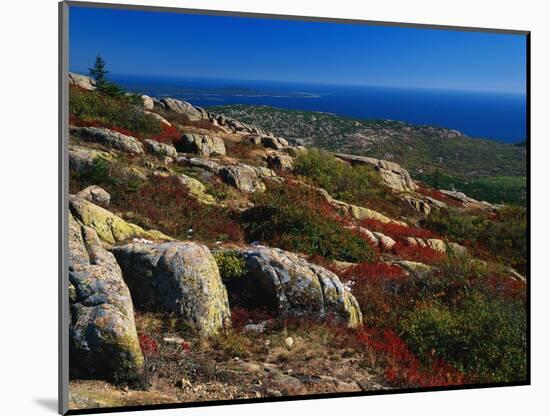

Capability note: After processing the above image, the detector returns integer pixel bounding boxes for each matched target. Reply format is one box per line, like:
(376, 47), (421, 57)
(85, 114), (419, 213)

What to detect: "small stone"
(162, 336), (186, 344)
(175, 378), (193, 389)
(285, 337), (294, 350)
(266, 389), (282, 397)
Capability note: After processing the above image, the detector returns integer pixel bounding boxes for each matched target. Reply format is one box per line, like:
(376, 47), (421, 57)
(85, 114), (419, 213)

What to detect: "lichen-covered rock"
(345, 226), (394, 250)
(401, 194), (447, 216)
(160, 98), (204, 120)
(351, 227), (379, 246)
(425, 238), (447, 253)
(266, 152), (294, 171)
(406, 237), (446, 253)
(69, 195), (170, 245)
(447, 242), (468, 257)
(177, 156), (222, 174)
(177, 174), (216, 204)
(401, 194), (432, 215)
(140, 94), (154, 110)
(144, 139), (177, 158)
(176, 134), (226, 157)
(112, 242), (231, 336)
(69, 213), (143, 380)
(69, 72), (96, 90)
(76, 185), (111, 205)
(70, 127), (144, 154)
(261, 136), (289, 150)
(405, 237), (428, 248)
(372, 232), (396, 250)
(69, 146), (114, 174)
(393, 260), (434, 276)
(219, 164), (266, 193)
(346, 203), (405, 225)
(439, 189), (495, 210)
(226, 247), (362, 327)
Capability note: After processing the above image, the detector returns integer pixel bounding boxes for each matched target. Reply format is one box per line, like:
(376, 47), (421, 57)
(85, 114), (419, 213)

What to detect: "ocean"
(111, 75), (527, 143)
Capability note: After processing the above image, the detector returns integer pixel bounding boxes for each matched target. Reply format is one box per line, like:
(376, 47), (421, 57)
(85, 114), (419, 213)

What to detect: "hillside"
(67, 73), (527, 410)
(209, 105), (527, 203)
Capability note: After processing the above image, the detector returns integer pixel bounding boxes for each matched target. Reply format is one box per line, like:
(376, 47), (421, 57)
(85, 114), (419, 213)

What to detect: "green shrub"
(418, 171), (526, 205)
(422, 206), (527, 272)
(69, 85), (161, 138)
(242, 182), (376, 263)
(78, 156), (117, 186)
(399, 294), (527, 383)
(213, 251), (246, 281)
(293, 149), (410, 218)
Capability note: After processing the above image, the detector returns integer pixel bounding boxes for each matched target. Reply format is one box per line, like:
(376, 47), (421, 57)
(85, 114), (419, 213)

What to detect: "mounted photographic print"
(59, 1), (530, 414)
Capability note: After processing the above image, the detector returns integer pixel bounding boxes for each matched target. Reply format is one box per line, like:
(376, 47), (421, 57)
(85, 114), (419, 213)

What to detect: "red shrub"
(151, 124), (181, 144)
(485, 275), (525, 300)
(392, 241), (445, 264)
(360, 218), (436, 240)
(119, 175), (244, 243)
(138, 334), (158, 357)
(69, 114), (143, 138)
(341, 262), (409, 327)
(416, 184), (464, 207)
(353, 328), (465, 388)
(180, 341), (191, 353)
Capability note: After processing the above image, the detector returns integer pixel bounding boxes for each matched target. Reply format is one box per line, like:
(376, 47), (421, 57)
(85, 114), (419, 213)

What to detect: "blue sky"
(69, 6), (527, 93)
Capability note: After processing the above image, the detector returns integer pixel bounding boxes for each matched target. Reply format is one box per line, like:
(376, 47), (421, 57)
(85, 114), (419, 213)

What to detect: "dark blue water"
(112, 75), (526, 143)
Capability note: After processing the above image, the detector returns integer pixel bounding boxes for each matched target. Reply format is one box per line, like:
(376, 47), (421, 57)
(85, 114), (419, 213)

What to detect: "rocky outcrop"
(373, 232), (397, 250)
(219, 165), (269, 193)
(393, 260), (434, 276)
(347, 226), (395, 250)
(288, 178), (407, 226)
(405, 237), (467, 256)
(333, 199), (407, 226)
(177, 155), (277, 193)
(177, 156), (222, 174)
(112, 242), (231, 336)
(439, 189), (495, 210)
(69, 72), (96, 90)
(144, 110), (171, 126)
(401, 194), (447, 216)
(334, 153), (417, 192)
(69, 213), (143, 380)
(158, 98), (204, 121)
(266, 152), (294, 171)
(261, 136), (289, 150)
(175, 134), (226, 157)
(177, 174), (216, 204)
(140, 95), (154, 110)
(76, 185), (111, 205)
(70, 127), (144, 154)
(144, 139), (177, 158)
(224, 247), (362, 327)
(69, 195), (170, 245)
(69, 146), (114, 174)
(447, 242), (468, 257)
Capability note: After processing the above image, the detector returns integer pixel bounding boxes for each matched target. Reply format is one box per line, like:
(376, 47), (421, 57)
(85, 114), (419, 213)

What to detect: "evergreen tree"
(89, 54), (108, 87)
(88, 54), (125, 97)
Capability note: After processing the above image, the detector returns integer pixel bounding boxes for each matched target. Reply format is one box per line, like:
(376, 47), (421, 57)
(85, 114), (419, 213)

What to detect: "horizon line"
(69, 70), (526, 95)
